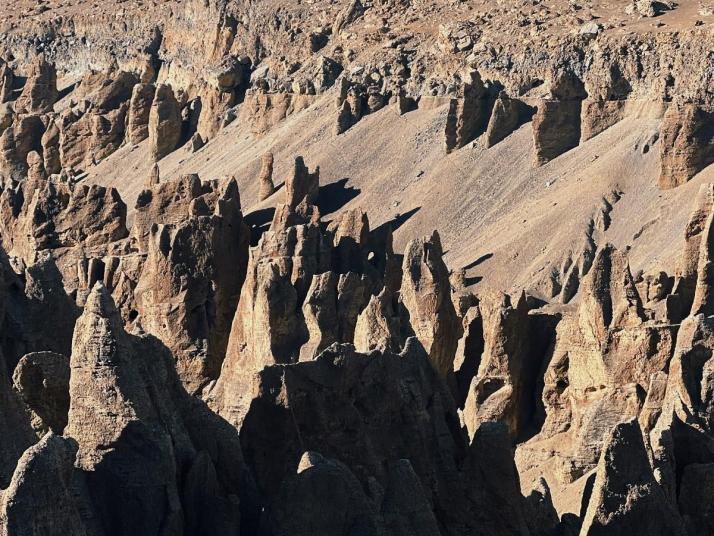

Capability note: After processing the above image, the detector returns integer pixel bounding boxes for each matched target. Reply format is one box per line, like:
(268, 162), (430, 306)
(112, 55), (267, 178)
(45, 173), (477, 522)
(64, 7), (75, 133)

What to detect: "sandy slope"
(87, 88), (714, 299)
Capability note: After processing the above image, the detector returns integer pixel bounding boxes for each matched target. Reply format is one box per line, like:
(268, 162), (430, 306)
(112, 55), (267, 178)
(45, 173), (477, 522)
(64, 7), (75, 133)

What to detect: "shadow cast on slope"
(316, 178), (361, 216)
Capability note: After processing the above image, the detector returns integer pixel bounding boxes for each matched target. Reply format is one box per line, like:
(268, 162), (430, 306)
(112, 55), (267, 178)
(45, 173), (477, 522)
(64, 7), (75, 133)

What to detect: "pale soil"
(87, 86), (714, 298)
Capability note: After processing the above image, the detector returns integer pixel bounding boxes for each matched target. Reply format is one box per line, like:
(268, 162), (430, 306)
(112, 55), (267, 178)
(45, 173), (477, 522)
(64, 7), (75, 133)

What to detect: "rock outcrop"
(659, 103), (714, 190)
(65, 283), (254, 535)
(400, 231), (461, 378)
(14, 56), (58, 114)
(2, 3), (714, 532)
(12, 351), (70, 435)
(257, 151), (276, 201)
(134, 177), (250, 392)
(148, 84), (181, 161)
(532, 74), (586, 166)
(580, 419), (686, 535)
(126, 82), (155, 144)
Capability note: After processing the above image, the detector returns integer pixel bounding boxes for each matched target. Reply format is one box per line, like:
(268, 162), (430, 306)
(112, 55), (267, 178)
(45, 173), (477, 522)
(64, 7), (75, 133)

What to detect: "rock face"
(148, 84), (181, 161)
(12, 351), (70, 435)
(580, 419), (686, 535)
(257, 151), (276, 201)
(133, 177), (250, 392)
(5, 2), (714, 533)
(14, 56), (58, 114)
(64, 283), (253, 535)
(516, 243), (676, 513)
(659, 103), (714, 190)
(400, 231), (461, 378)
(240, 341), (531, 536)
(0, 347), (35, 489)
(444, 70), (496, 153)
(484, 93), (534, 148)
(532, 74), (586, 166)
(285, 156), (319, 208)
(0, 433), (87, 536)
(462, 291), (534, 440)
(0, 62), (13, 104)
(126, 82), (155, 144)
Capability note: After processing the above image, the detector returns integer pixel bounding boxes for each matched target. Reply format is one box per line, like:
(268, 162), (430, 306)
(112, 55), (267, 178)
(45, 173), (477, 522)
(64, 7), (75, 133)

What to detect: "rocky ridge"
(1, 0), (714, 534)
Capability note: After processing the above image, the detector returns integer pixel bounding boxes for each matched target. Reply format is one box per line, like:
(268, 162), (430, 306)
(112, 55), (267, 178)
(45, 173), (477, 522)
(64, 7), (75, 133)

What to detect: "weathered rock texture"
(2, 1), (714, 533)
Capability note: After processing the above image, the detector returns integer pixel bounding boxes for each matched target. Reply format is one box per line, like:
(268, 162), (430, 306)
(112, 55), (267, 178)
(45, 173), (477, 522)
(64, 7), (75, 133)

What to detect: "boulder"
(12, 352), (70, 435)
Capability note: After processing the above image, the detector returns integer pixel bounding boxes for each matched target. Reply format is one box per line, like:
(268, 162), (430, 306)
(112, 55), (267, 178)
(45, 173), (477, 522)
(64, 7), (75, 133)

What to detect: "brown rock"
(673, 183), (714, 315)
(0, 433), (88, 536)
(66, 283), (250, 534)
(40, 118), (61, 175)
(659, 103), (714, 190)
(15, 56), (58, 114)
(484, 92), (533, 148)
(208, 257), (307, 426)
(462, 291), (533, 439)
(257, 151), (276, 201)
(444, 70), (493, 153)
(131, 173), (203, 252)
(580, 419), (686, 535)
(532, 73), (586, 166)
(88, 102), (128, 164)
(400, 231), (461, 378)
(0, 62), (14, 103)
(285, 156), (319, 209)
(238, 340), (478, 533)
(134, 178), (250, 392)
(299, 271), (339, 361)
(126, 82), (155, 144)
(689, 197), (714, 316)
(517, 244), (674, 498)
(354, 287), (403, 353)
(146, 162), (160, 187)
(12, 351), (70, 435)
(149, 84), (182, 161)
(532, 99), (582, 166)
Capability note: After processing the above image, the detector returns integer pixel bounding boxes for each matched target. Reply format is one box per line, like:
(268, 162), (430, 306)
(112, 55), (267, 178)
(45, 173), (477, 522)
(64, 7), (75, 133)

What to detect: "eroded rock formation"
(1, 1), (714, 533)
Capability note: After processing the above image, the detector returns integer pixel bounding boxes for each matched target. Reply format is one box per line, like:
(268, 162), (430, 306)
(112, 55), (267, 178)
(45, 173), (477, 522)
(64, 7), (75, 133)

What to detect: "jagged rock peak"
(580, 419), (686, 535)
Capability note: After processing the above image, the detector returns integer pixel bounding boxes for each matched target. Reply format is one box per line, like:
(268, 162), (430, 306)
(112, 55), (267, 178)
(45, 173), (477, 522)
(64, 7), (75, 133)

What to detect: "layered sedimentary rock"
(532, 74), (586, 166)
(444, 70), (496, 153)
